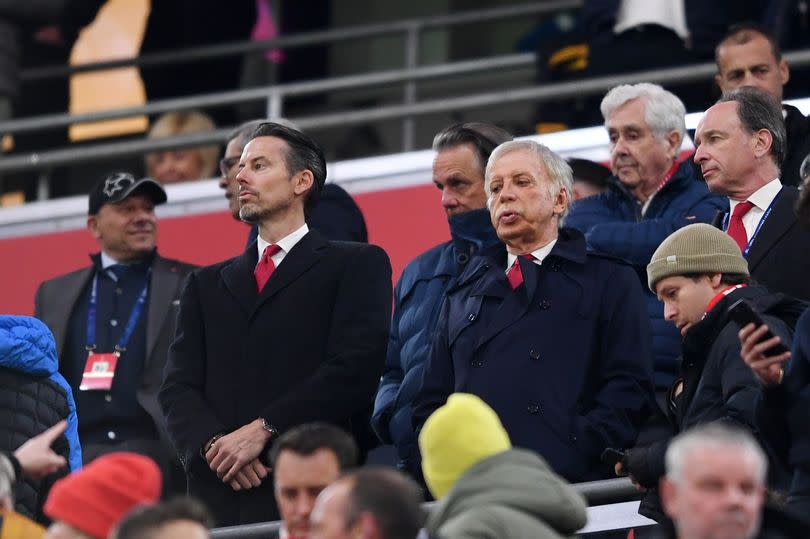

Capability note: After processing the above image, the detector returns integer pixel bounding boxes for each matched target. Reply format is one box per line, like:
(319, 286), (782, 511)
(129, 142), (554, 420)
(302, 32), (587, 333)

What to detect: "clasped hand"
(205, 420), (273, 491)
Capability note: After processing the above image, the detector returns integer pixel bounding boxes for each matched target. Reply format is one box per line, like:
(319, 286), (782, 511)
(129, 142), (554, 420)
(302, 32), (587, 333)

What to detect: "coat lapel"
(472, 259), (532, 350)
(50, 268), (94, 357)
(746, 187), (797, 272)
(145, 256), (184, 367)
(255, 231), (326, 310)
(221, 242), (262, 317)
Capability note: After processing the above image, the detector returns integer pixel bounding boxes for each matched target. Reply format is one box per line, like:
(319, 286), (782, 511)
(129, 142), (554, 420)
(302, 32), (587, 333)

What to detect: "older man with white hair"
(567, 82), (727, 391)
(660, 424), (774, 539)
(411, 140), (655, 483)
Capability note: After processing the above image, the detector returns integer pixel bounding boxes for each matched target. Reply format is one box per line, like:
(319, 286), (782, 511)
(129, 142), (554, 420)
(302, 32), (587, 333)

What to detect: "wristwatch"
(260, 417), (279, 439)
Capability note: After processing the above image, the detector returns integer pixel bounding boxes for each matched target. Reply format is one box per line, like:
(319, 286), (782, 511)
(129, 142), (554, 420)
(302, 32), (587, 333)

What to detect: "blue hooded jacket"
(0, 315), (82, 471)
(566, 161), (728, 388)
(372, 208), (503, 463)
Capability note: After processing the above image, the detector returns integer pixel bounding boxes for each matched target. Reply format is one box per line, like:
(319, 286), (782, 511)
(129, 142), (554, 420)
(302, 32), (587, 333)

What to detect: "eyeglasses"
(219, 156), (241, 177)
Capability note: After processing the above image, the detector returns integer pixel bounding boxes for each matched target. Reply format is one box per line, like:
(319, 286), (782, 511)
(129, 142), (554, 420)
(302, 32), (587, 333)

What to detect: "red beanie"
(44, 452), (162, 539)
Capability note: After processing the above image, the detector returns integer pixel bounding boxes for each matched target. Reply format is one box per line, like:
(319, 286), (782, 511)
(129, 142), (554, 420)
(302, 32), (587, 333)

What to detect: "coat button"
(529, 349), (541, 360)
(470, 360), (483, 367)
(527, 404), (540, 414)
(539, 300), (552, 310)
(104, 394), (112, 402)
(468, 313), (477, 322)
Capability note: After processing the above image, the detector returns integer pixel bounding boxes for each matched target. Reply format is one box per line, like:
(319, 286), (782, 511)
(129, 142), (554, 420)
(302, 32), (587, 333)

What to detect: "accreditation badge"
(79, 351), (120, 391)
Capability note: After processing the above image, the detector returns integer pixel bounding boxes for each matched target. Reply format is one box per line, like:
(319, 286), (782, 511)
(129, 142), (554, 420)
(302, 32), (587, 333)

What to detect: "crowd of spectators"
(2, 4), (810, 539)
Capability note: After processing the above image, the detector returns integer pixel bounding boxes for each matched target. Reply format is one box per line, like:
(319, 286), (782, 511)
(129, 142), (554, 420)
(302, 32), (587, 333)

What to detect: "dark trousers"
(83, 438), (186, 499)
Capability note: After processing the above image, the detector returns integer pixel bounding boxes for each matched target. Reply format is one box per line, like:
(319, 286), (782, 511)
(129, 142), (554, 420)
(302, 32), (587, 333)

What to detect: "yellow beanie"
(418, 393), (511, 500)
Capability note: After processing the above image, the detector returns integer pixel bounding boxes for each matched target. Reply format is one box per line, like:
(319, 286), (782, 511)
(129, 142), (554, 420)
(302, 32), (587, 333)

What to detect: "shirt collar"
(729, 178), (782, 213)
(257, 223), (309, 259)
(100, 251), (120, 269)
(506, 238), (557, 270)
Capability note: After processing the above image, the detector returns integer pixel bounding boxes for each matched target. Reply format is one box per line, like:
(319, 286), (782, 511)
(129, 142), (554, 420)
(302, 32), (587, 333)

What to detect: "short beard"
(239, 203), (265, 224)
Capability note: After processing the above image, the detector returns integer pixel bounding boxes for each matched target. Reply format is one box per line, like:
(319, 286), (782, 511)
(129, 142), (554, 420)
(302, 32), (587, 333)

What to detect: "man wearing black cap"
(34, 172), (195, 496)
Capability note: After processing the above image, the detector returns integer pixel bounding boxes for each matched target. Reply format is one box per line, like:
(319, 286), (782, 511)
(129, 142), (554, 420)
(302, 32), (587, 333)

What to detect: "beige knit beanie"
(647, 223), (749, 292)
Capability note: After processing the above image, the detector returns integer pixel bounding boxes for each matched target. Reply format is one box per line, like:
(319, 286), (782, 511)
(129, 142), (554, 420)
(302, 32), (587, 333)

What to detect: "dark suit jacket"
(33, 254), (196, 451)
(159, 230), (392, 526)
(714, 186), (810, 301)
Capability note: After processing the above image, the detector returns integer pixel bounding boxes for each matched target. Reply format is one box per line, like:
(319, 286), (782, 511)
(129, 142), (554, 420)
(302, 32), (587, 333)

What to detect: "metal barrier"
(4, 49), (810, 176)
(19, 1), (581, 81)
(17, 1), (580, 152)
(208, 477), (643, 539)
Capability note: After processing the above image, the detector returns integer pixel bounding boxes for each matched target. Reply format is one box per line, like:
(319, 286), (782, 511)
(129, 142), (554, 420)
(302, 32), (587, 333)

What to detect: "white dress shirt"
(257, 223), (309, 269)
(727, 178), (782, 241)
(614, 0), (689, 40)
(506, 239), (558, 273)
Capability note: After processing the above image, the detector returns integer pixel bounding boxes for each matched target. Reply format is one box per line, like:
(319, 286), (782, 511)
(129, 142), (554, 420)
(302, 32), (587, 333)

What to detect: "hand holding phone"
(727, 299), (789, 356)
(730, 299), (791, 386)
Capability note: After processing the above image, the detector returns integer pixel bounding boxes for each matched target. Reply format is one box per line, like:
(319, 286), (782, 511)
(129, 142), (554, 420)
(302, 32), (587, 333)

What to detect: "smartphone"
(727, 299), (789, 356)
(601, 447), (626, 468)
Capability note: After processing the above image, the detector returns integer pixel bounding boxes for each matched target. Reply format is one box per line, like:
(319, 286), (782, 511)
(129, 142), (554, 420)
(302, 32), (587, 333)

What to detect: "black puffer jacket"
(0, 315), (81, 523)
(626, 285), (806, 521)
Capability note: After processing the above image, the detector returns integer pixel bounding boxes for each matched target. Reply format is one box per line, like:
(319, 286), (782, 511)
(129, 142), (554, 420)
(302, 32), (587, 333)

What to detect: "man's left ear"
(666, 130), (683, 158)
(293, 169), (315, 197)
(553, 186), (569, 216)
(753, 128), (774, 160)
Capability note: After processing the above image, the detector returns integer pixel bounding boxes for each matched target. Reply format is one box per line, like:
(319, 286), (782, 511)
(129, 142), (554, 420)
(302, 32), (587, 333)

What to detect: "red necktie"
(255, 244), (281, 292)
(727, 201), (755, 252)
(506, 254), (536, 290)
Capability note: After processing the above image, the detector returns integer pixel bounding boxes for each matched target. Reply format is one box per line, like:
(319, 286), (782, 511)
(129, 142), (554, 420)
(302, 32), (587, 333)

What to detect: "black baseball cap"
(88, 172), (167, 215)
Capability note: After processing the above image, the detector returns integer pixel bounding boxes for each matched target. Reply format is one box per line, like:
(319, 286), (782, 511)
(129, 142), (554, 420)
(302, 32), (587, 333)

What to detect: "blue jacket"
(0, 315), (82, 471)
(758, 307), (810, 516)
(565, 161), (728, 387)
(372, 209), (502, 462)
(412, 228), (655, 482)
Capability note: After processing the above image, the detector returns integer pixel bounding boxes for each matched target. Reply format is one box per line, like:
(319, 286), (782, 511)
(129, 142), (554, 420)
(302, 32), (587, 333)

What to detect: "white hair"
(0, 453), (15, 506)
(484, 140), (573, 224)
(601, 83), (687, 142)
(665, 424), (767, 485)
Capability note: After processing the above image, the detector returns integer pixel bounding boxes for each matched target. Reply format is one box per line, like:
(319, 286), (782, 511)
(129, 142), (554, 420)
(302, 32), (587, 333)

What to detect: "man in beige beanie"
(616, 222), (805, 524)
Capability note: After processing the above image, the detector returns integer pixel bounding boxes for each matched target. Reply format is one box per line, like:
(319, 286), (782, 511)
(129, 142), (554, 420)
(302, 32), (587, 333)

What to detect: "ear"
(87, 215), (101, 240)
(666, 129), (683, 157)
(779, 58), (790, 86)
(752, 128), (774, 160)
(293, 169), (315, 197)
(714, 72), (724, 92)
(659, 477), (678, 520)
(553, 186), (569, 217)
(708, 273), (723, 288)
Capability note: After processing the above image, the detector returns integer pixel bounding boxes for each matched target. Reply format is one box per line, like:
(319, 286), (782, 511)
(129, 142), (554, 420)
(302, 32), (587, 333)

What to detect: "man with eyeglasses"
(220, 120), (368, 244)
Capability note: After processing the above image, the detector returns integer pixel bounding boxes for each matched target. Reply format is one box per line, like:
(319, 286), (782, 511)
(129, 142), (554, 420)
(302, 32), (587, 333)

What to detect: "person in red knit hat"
(42, 452), (162, 539)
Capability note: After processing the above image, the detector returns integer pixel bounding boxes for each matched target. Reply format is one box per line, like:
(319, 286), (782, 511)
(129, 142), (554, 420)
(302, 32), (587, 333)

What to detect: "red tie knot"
(262, 244), (281, 261)
(732, 200), (755, 219)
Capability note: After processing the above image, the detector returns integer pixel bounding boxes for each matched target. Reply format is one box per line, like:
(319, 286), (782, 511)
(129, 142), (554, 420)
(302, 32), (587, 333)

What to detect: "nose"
(441, 189), (458, 209)
(693, 143), (707, 165)
(612, 136), (628, 157)
(663, 302), (677, 322)
(218, 173), (229, 189)
(294, 493), (316, 519)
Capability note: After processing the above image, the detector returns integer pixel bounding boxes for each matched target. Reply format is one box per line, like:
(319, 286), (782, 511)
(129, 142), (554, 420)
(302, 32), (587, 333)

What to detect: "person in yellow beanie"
(618, 223), (805, 524)
(419, 393), (586, 538)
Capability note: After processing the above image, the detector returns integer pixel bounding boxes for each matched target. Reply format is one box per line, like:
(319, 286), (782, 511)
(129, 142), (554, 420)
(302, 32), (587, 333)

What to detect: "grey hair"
(718, 87), (786, 168)
(665, 423), (767, 485)
(601, 83), (687, 141)
(0, 453), (15, 505)
(485, 140), (573, 225)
